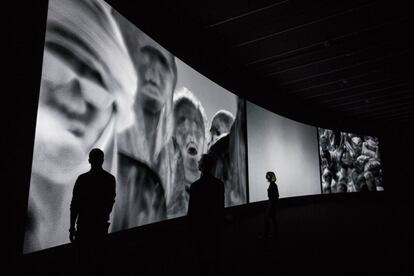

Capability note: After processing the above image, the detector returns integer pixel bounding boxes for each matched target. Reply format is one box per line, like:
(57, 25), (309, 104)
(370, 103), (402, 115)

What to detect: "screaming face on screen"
(167, 88), (207, 217)
(173, 88), (207, 185)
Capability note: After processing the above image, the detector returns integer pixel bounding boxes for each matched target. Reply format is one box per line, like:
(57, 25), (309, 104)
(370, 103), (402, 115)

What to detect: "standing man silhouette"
(69, 148), (116, 272)
(260, 171), (279, 240)
(188, 154), (224, 276)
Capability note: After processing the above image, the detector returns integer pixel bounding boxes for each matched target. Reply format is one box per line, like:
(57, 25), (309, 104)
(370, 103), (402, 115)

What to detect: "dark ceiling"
(106, 0), (414, 129)
(200, 0), (414, 125)
(197, 0), (414, 123)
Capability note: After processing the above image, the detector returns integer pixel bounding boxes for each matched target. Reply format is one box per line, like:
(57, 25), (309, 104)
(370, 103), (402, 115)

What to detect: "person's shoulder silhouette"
(70, 148), (116, 243)
(187, 154), (224, 275)
(188, 154), (224, 226)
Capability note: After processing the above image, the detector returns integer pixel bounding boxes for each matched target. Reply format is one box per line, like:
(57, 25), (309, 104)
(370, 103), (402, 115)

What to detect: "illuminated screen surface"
(246, 102), (321, 202)
(24, 0), (385, 255)
(318, 128), (383, 194)
(24, 0), (246, 253)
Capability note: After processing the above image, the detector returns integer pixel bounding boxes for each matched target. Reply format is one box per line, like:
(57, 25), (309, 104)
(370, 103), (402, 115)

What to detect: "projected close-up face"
(24, 0), (140, 254)
(36, 48), (114, 179)
(33, 0), (137, 184)
(174, 100), (205, 181)
(136, 43), (175, 114)
(25, 0), (247, 253)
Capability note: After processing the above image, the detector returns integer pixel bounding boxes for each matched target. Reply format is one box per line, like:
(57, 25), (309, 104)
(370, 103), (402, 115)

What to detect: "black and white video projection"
(318, 128), (383, 194)
(246, 102), (321, 202)
(24, 0), (246, 253)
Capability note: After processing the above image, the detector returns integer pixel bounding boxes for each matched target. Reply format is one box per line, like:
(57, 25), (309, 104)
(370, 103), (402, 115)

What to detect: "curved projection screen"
(24, 0), (385, 254)
(24, 0), (246, 253)
(247, 102), (321, 202)
(318, 128), (383, 194)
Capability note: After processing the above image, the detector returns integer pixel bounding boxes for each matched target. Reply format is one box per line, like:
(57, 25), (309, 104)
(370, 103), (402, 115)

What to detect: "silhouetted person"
(70, 148), (116, 274)
(188, 154), (224, 276)
(259, 171), (279, 240)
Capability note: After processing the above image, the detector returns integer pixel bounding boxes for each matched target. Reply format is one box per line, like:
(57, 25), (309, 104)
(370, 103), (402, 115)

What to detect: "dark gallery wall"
(3, 0), (49, 269)
(3, 1), (413, 274)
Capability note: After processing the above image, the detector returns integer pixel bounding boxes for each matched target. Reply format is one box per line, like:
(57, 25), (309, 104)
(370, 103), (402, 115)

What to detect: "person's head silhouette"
(266, 171), (276, 183)
(198, 154), (215, 175)
(89, 148), (104, 169)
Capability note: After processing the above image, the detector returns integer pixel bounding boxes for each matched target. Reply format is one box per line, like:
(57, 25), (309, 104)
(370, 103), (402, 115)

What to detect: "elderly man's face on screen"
(136, 40), (175, 114)
(174, 101), (205, 174)
(34, 0), (136, 182)
(208, 112), (234, 148)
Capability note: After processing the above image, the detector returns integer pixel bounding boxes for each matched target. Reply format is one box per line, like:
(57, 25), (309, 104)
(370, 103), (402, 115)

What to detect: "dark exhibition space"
(3, 0), (414, 275)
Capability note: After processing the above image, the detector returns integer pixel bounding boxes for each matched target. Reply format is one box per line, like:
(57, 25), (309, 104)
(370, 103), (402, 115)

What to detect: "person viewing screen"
(24, 0), (248, 254)
(24, 0), (136, 253)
